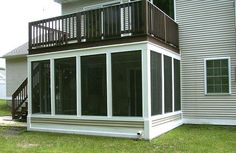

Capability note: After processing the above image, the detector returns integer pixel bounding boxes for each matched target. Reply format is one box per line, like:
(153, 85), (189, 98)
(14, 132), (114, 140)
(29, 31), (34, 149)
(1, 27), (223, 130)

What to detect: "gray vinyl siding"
(31, 117), (144, 128)
(62, 0), (129, 15)
(6, 57), (27, 100)
(176, 0), (236, 120)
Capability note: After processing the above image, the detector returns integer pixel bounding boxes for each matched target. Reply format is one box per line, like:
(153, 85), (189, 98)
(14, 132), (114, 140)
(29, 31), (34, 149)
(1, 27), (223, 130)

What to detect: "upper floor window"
(205, 58), (230, 95)
(153, 0), (175, 19)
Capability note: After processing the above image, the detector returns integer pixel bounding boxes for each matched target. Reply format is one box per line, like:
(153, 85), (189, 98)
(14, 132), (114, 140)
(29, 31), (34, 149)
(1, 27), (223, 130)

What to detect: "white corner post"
(27, 59), (32, 116)
(50, 59), (55, 116)
(161, 54), (165, 114)
(27, 59), (32, 130)
(172, 58), (175, 112)
(142, 45), (152, 140)
(76, 56), (81, 117)
(107, 52), (112, 117)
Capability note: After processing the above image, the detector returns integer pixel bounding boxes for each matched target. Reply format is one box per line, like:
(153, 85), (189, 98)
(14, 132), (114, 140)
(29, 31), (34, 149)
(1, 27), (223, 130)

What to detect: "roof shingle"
(2, 42), (28, 58)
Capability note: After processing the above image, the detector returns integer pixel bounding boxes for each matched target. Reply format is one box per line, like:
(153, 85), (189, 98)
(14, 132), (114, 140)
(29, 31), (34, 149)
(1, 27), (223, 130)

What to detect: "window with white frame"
(205, 58), (230, 94)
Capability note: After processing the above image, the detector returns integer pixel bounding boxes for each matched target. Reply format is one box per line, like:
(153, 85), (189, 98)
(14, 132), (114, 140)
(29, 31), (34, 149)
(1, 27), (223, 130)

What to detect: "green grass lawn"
(0, 100), (235, 152)
(0, 100), (11, 116)
(0, 125), (235, 153)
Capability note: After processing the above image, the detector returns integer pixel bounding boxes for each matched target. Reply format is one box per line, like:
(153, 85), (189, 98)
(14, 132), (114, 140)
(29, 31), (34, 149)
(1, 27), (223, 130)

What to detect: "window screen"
(81, 54), (107, 116)
(55, 57), (76, 115)
(206, 59), (229, 94)
(151, 51), (162, 115)
(174, 59), (181, 111)
(164, 55), (172, 113)
(31, 60), (51, 114)
(112, 51), (142, 117)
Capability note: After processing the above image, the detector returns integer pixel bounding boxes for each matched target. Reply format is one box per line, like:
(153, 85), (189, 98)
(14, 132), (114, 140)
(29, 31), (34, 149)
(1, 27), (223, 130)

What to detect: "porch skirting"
(28, 116), (145, 139)
(28, 112), (183, 140)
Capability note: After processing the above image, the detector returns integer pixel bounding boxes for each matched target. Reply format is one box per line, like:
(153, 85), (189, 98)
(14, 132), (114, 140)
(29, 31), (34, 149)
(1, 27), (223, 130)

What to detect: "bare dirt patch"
(2, 127), (26, 137)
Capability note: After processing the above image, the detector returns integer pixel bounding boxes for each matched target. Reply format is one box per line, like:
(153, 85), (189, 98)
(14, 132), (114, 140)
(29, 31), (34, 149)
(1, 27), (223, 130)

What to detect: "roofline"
(2, 54), (27, 59)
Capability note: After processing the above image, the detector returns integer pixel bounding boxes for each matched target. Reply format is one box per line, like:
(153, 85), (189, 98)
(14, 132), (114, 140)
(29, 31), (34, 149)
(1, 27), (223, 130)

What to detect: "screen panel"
(112, 51), (142, 117)
(164, 55), (172, 113)
(151, 51), (162, 115)
(31, 60), (51, 114)
(55, 57), (76, 115)
(81, 54), (107, 116)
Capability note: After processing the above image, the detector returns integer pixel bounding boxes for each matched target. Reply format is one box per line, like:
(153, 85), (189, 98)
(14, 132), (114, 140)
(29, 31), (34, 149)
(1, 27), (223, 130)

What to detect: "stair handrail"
(12, 78), (28, 119)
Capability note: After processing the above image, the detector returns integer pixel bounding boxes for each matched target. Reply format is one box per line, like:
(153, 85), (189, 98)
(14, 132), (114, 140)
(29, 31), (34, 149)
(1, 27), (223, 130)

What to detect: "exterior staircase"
(12, 78), (28, 121)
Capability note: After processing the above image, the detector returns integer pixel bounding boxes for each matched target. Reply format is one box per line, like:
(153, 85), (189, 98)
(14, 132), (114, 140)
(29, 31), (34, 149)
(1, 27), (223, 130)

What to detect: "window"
(174, 59), (181, 111)
(205, 58), (230, 94)
(55, 57), (76, 115)
(31, 60), (51, 114)
(81, 54), (107, 116)
(112, 51), (142, 117)
(151, 51), (162, 115)
(164, 55), (172, 113)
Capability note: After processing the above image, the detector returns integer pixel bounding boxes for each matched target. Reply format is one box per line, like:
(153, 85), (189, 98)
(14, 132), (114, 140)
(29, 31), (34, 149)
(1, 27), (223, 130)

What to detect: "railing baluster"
(77, 12), (81, 42)
(35, 24), (38, 46)
(39, 22), (42, 45)
(94, 9), (97, 38)
(114, 6), (117, 36)
(72, 16), (75, 40)
(69, 16), (71, 39)
(29, 23), (32, 50)
(65, 16), (68, 40)
(62, 17), (64, 42)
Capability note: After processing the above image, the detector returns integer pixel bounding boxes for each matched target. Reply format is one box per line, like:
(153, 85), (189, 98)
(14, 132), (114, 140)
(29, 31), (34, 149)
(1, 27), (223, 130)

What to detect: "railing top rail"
(12, 78), (28, 98)
(30, 13), (78, 25)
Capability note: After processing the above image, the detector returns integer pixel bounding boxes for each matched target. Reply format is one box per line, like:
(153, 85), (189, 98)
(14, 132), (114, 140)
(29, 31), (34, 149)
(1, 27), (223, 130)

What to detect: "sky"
(0, 0), (61, 68)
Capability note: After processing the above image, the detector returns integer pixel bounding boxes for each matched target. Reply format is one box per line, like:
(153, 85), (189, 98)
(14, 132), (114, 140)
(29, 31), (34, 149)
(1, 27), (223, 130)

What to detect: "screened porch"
(30, 48), (180, 119)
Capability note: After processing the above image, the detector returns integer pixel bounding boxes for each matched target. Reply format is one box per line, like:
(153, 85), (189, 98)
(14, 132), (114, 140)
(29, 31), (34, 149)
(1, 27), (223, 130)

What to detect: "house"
(2, 43), (28, 106)
(0, 67), (6, 100)
(8, 0), (236, 140)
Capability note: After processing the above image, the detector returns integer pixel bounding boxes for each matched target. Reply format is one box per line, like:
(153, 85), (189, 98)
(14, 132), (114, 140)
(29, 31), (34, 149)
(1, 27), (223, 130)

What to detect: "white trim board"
(183, 119), (236, 126)
(27, 41), (148, 60)
(29, 114), (144, 121)
(147, 42), (181, 60)
(28, 126), (142, 139)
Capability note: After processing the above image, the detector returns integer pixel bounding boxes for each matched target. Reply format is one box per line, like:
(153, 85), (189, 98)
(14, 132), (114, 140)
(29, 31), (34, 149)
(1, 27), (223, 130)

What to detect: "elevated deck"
(29, 0), (179, 54)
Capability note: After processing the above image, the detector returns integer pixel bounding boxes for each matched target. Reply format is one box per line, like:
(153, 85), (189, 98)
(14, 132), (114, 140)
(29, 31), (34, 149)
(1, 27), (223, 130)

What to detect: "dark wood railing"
(12, 78), (28, 119)
(29, 0), (178, 51)
(146, 2), (179, 47)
